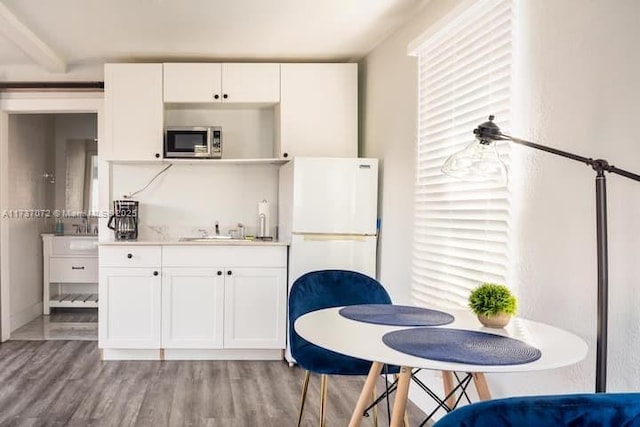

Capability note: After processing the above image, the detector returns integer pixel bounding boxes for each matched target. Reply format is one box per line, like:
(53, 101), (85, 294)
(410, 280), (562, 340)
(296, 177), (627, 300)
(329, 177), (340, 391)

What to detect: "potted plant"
(468, 283), (518, 328)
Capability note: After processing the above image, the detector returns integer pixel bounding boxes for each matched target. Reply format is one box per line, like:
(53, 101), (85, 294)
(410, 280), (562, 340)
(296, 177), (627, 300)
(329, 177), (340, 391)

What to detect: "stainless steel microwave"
(164, 126), (222, 159)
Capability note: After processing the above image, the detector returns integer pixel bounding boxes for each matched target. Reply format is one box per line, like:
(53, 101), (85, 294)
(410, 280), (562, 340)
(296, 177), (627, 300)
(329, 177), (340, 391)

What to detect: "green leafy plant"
(468, 283), (517, 317)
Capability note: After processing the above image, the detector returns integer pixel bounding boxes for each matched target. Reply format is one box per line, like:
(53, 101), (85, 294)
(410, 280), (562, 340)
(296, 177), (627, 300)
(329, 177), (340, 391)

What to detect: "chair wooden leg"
(297, 370), (311, 427)
(472, 373), (492, 401)
(370, 384), (378, 427)
(442, 371), (456, 409)
(390, 367), (412, 427)
(393, 373), (410, 427)
(403, 409), (410, 427)
(320, 374), (329, 427)
(349, 361), (384, 427)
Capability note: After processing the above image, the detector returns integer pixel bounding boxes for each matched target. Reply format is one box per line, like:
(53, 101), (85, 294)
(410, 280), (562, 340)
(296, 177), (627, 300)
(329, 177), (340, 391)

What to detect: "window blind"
(411, 0), (515, 309)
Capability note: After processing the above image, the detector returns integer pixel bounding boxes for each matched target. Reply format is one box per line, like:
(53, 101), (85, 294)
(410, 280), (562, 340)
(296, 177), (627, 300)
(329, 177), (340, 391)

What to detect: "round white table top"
(294, 306), (588, 373)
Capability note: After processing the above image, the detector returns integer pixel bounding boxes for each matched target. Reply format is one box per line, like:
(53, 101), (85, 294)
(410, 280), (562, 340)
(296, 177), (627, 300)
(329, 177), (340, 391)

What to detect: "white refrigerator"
(279, 157), (379, 362)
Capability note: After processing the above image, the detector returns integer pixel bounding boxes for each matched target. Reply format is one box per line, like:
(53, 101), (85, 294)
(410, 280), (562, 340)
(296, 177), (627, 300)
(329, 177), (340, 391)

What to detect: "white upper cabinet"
(163, 63), (222, 103)
(163, 63), (280, 104)
(277, 63), (358, 159)
(103, 63), (164, 161)
(102, 62), (357, 162)
(222, 63), (280, 103)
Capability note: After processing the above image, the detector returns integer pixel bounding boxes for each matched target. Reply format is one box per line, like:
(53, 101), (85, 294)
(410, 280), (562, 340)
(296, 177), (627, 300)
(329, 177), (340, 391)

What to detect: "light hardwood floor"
(0, 340), (427, 426)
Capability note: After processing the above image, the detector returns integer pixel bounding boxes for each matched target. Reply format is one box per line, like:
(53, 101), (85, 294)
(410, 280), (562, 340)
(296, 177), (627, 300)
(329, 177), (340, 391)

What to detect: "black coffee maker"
(108, 200), (139, 240)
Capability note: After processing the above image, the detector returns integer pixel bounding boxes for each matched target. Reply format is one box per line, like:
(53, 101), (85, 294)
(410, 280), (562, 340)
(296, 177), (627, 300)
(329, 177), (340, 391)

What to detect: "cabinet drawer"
(52, 236), (99, 256)
(100, 246), (161, 267)
(162, 245), (286, 268)
(50, 257), (98, 283)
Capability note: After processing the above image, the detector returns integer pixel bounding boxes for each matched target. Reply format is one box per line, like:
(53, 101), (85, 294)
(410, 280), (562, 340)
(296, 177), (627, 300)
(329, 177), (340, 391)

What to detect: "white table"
(295, 306), (588, 427)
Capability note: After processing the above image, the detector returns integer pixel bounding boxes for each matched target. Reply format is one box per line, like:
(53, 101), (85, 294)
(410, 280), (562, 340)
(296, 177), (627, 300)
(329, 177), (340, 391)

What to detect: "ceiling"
(0, 0), (426, 79)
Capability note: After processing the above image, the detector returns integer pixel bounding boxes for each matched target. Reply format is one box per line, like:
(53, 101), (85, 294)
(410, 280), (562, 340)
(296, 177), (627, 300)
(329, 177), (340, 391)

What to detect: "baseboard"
(101, 349), (161, 360)
(10, 301), (43, 333)
(100, 347), (284, 361)
(164, 348), (283, 360)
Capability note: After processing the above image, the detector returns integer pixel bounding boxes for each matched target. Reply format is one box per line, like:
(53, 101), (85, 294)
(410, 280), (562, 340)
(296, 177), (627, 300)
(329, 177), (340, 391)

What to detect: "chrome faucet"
(81, 213), (89, 234)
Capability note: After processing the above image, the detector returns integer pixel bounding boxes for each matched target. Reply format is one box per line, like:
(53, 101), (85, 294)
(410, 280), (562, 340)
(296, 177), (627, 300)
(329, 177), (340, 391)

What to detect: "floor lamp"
(441, 115), (640, 393)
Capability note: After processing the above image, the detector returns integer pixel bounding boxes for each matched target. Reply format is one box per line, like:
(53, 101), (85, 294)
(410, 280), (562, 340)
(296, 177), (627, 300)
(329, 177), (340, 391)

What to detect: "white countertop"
(99, 239), (288, 247)
(42, 233), (98, 238)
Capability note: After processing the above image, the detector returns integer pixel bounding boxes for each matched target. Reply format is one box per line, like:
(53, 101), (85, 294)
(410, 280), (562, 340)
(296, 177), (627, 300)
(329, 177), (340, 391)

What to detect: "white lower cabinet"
(161, 267), (225, 348)
(99, 267), (161, 348)
(224, 267), (287, 349)
(99, 244), (287, 358)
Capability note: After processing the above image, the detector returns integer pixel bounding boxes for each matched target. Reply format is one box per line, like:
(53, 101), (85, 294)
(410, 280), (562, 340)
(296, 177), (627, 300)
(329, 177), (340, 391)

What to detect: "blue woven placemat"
(382, 328), (542, 365)
(339, 304), (454, 326)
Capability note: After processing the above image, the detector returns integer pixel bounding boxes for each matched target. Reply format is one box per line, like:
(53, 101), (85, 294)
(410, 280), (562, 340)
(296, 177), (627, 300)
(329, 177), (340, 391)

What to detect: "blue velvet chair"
(432, 393), (640, 427)
(289, 269), (398, 427)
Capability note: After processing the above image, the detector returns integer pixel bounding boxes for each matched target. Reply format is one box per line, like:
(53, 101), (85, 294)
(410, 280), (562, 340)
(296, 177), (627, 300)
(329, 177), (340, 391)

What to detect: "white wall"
(109, 163), (279, 241)
(363, 0), (640, 402)
(8, 114), (55, 331)
(360, 0), (462, 305)
(505, 0), (640, 395)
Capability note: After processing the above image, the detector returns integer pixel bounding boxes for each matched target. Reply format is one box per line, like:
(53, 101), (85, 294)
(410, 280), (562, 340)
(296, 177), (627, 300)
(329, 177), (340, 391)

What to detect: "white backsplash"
(110, 163), (279, 241)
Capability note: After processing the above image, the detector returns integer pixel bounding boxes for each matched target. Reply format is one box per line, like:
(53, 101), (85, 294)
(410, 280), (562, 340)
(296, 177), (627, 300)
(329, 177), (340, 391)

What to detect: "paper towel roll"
(258, 200), (270, 238)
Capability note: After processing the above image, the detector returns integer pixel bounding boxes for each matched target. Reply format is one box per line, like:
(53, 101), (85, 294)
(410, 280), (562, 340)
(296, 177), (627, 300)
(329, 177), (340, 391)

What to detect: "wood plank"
(0, 341), (427, 425)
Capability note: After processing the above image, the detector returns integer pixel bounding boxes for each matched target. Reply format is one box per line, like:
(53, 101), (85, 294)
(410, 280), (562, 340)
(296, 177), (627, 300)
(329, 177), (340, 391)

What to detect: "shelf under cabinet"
(50, 293), (98, 308)
(109, 158), (288, 165)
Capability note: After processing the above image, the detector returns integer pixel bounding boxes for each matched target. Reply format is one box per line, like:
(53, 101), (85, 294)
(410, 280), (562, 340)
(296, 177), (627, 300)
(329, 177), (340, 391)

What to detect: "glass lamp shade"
(441, 140), (508, 186)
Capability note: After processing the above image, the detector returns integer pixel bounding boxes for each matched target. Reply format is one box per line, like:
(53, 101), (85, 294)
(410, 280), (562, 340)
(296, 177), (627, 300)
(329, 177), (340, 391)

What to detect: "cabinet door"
(224, 267), (286, 349)
(104, 64), (163, 161)
(99, 267), (161, 348)
(278, 63), (358, 158)
(163, 63), (222, 103)
(161, 267), (225, 348)
(221, 63), (280, 103)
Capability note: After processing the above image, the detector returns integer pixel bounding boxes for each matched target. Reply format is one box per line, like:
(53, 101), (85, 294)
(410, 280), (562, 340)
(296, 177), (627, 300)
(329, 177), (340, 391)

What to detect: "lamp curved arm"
(476, 116), (640, 182)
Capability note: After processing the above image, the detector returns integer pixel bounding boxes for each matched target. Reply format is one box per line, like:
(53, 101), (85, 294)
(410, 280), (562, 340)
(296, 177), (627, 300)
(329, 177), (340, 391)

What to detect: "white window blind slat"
(421, 43), (512, 97)
(419, 1), (513, 60)
(411, 0), (514, 310)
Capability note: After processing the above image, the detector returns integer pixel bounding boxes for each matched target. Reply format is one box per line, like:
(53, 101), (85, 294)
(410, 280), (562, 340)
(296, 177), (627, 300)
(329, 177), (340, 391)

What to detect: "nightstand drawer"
(50, 257), (99, 283)
(51, 236), (99, 256)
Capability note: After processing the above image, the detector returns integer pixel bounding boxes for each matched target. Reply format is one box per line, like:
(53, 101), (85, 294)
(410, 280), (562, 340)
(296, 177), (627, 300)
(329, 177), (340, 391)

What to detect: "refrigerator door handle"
(300, 234), (370, 241)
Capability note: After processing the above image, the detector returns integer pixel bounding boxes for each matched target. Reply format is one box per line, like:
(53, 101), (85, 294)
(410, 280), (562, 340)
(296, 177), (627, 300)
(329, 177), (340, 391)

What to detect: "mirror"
(65, 138), (98, 215)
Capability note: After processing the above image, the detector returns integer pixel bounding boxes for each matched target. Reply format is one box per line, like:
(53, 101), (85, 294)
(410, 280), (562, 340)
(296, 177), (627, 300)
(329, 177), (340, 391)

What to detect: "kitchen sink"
(179, 235), (245, 242)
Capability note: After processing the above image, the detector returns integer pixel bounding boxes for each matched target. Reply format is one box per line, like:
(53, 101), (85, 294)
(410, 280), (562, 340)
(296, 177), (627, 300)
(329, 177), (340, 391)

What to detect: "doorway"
(0, 94), (104, 342)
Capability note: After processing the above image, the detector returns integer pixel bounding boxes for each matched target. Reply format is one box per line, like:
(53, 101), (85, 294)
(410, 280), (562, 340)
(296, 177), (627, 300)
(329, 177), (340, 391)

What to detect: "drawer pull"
(127, 253), (133, 259)
(153, 271), (159, 276)
(217, 271), (222, 276)
(227, 270), (232, 276)
(71, 266), (85, 270)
